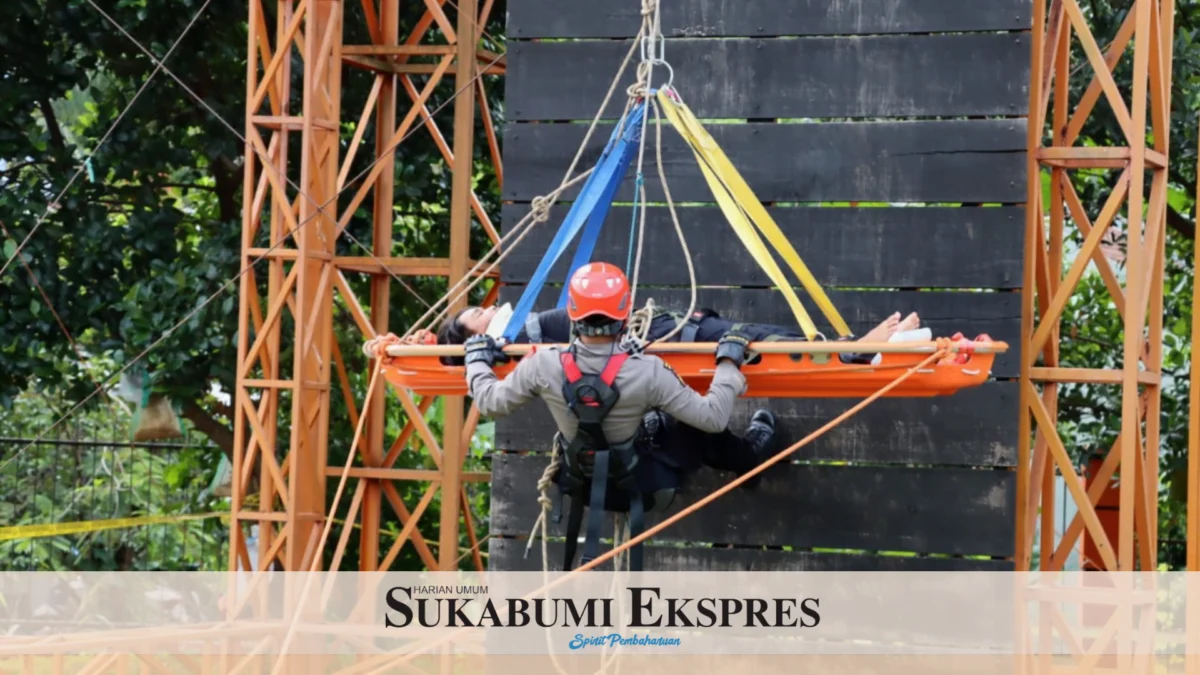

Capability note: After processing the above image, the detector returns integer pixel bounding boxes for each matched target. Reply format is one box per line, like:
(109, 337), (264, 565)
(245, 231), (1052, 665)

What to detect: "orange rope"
(270, 334), (400, 673)
(340, 341), (953, 674)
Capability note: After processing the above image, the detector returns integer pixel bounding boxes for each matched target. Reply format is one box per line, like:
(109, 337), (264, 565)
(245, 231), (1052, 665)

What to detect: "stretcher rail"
(381, 339), (1010, 358)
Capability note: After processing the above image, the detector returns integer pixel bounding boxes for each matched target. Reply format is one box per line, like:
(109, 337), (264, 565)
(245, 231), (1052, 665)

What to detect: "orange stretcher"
(377, 336), (1007, 399)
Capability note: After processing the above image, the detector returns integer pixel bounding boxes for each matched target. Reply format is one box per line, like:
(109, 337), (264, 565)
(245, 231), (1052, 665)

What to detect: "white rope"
(615, 95), (700, 353)
(626, 0), (664, 309)
(645, 95), (698, 345)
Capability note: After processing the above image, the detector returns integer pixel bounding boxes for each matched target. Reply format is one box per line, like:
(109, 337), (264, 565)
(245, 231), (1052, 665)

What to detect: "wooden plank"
(490, 454), (1016, 556)
(503, 120), (1027, 204)
(499, 205), (1025, 289)
(494, 286), (1024, 378)
(506, 35), (1030, 121)
(487, 537), (1014, 572)
(508, 0), (1032, 38)
(495, 380), (1018, 467)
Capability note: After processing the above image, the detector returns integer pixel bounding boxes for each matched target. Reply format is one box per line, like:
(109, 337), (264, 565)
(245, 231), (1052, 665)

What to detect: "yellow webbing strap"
(658, 99), (820, 340)
(0, 512), (227, 542)
(656, 90), (853, 339)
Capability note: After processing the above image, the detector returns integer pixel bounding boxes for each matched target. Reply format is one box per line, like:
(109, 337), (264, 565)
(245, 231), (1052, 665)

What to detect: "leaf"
(165, 463), (184, 488)
(2, 239), (14, 261)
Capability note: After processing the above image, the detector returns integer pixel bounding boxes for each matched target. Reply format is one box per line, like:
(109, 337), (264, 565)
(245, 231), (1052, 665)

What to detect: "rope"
(625, 0), (664, 310)
(645, 96), (698, 345)
(615, 96), (701, 351)
(270, 334), (398, 674)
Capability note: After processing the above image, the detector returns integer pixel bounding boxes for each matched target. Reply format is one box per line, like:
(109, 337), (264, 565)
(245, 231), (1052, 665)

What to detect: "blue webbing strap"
(556, 104), (646, 309)
(502, 102), (646, 342)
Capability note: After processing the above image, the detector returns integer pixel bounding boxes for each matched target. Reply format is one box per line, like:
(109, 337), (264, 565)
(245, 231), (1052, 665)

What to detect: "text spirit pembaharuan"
(383, 587), (820, 629)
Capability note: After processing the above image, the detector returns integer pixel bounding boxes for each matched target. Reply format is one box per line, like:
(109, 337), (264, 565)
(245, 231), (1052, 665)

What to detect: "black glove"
(715, 330), (753, 368)
(464, 334), (509, 367)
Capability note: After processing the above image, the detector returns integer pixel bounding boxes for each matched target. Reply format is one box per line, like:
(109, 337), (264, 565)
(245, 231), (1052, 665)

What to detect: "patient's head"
(436, 305), (498, 345)
(435, 305), (498, 366)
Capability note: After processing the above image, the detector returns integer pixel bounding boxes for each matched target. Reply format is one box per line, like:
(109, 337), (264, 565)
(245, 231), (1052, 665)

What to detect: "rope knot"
(934, 336), (953, 358)
(363, 333), (403, 360)
(641, 0), (656, 16)
(626, 60), (655, 99)
(530, 196), (551, 223)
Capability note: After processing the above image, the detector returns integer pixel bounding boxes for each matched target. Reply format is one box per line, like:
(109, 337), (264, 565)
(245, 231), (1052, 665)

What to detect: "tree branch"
(211, 158), (238, 223)
(1167, 203), (1195, 240)
(38, 98), (66, 153)
(150, 183), (220, 192)
(179, 399), (234, 462)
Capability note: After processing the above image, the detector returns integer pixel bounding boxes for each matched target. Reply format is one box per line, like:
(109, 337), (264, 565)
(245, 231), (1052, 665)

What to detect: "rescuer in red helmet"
(463, 262), (774, 572)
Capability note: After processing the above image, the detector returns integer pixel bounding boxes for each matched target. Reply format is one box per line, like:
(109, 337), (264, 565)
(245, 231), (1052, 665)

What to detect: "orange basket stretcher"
(378, 337), (1007, 399)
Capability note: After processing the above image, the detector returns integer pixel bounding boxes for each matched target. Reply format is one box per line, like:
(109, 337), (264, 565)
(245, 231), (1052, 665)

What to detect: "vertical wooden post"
(441, 0), (479, 571)
(1019, 0), (1171, 576)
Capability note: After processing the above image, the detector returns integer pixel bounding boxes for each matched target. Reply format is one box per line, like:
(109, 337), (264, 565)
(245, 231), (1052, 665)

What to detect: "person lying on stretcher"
(409, 303), (923, 366)
(446, 305), (920, 346)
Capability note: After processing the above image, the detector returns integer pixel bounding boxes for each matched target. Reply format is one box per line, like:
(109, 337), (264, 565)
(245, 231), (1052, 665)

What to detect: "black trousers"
(643, 411), (761, 478)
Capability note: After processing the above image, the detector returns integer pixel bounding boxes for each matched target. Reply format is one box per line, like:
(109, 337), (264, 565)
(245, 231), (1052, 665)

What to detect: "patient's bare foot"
(858, 312), (901, 343)
(897, 312), (921, 333)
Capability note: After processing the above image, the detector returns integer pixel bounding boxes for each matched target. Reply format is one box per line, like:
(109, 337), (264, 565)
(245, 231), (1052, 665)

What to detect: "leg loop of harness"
(579, 449), (611, 567)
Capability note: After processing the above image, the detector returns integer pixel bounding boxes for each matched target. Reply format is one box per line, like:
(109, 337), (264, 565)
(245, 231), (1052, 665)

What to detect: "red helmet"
(567, 262), (631, 323)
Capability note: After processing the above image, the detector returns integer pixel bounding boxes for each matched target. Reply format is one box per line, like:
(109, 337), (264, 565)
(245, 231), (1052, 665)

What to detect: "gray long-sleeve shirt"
(466, 340), (746, 445)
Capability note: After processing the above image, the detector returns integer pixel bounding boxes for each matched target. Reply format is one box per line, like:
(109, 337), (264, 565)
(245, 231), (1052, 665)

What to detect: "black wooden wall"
(487, 0), (1031, 572)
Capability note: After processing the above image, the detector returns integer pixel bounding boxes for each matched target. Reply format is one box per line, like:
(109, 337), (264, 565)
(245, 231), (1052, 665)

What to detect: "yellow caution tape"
(656, 91), (853, 339)
(0, 513), (228, 542)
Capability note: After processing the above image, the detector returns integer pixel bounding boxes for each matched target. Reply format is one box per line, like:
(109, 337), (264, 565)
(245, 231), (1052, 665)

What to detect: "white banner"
(0, 571), (1190, 658)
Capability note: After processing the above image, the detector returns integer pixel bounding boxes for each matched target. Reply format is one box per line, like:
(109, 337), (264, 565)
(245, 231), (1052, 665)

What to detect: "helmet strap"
(572, 318), (626, 338)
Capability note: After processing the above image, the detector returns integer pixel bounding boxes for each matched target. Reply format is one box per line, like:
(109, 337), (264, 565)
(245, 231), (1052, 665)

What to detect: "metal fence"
(0, 430), (229, 571)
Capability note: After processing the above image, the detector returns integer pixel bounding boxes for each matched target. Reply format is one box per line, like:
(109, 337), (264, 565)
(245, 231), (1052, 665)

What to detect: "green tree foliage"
(1, 0), (502, 571)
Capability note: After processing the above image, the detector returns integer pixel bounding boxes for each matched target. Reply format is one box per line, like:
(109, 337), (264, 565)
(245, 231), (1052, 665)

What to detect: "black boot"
(739, 409), (777, 489)
(640, 409), (669, 449)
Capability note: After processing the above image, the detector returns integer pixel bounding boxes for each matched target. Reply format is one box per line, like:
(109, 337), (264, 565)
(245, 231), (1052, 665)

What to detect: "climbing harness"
(548, 347), (681, 572)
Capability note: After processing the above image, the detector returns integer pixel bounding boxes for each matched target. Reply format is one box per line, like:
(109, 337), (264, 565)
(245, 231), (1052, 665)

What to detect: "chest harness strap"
(558, 348), (645, 571)
(678, 308), (719, 343)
